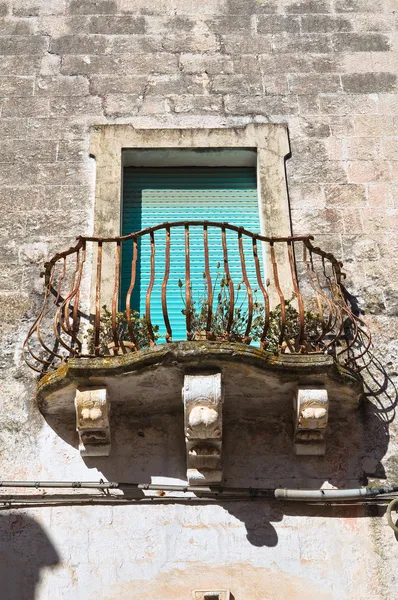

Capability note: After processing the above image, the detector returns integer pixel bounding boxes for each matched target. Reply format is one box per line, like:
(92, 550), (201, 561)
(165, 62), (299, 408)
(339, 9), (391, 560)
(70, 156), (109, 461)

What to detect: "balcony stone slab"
(37, 341), (363, 419)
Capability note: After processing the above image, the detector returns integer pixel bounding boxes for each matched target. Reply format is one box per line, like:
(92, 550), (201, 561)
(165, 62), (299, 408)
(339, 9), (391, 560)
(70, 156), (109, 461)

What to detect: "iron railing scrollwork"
(23, 221), (371, 375)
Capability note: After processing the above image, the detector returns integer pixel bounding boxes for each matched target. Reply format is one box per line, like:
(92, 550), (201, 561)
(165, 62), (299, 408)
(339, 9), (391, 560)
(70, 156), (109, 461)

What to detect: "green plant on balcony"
(179, 265), (323, 352)
(85, 306), (160, 354)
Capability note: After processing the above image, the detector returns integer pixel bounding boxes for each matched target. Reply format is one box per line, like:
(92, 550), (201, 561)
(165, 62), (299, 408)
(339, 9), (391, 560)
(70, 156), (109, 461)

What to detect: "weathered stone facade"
(1, 0), (398, 598)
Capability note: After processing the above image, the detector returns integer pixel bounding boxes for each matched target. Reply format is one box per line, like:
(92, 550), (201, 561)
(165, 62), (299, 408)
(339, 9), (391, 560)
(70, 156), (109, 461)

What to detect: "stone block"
(0, 55), (40, 75)
(324, 184), (367, 206)
(40, 53), (61, 76)
(333, 33), (390, 52)
(341, 52), (373, 73)
(0, 35), (47, 54)
(26, 118), (86, 140)
(261, 53), (337, 74)
(110, 34), (164, 53)
(228, 0), (277, 12)
(319, 94), (377, 115)
(210, 74), (262, 94)
(257, 15), (300, 33)
(388, 159), (398, 181)
(301, 15), (352, 32)
(162, 33), (219, 53)
(50, 96), (103, 116)
(284, 0), (332, 12)
(379, 94), (398, 115)
(288, 74), (341, 94)
(13, 0), (64, 15)
(300, 118), (331, 138)
(171, 94), (223, 114)
(367, 182), (393, 207)
(221, 34), (272, 54)
(323, 136), (344, 160)
(351, 14), (396, 32)
(342, 73), (396, 93)
(35, 75), (90, 96)
(341, 208), (364, 233)
(90, 74), (147, 95)
(203, 15), (252, 34)
(290, 207), (343, 233)
(272, 33), (332, 54)
(354, 115), (395, 137)
(342, 235), (380, 261)
(263, 75), (289, 95)
(290, 182), (325, 209)
(74, 15), (146, 34)
(359, 208), (398, 233)
(34, 162), (90, 186)
(61, 54), (118, 75)
(103, 94), (140, 117)
(291, 159), (348, 186)
(50, 34), (111, 55)
(290, 136), (328, 160)
(346, 138), (381, 160)
(1, 185), (88, 213)
(329, 116), (355, 137)
(347, 160), (391, 183)
(0, 140), (57, 163)
(383, 138), (398, 161)
(232, 54), (261, 76)
(0, 76), (33, 97)
(144, 15), (196, 34)
(180, 53), (233, 75)
(335, 0), (384, 11)
(2, 97), (49, 117)
(57, 140), (88, 162)
(0, 17), (35, 35)
(138, 96), (171, 115)
(147, 74), (205, 96)
(68, 0), (117, 14)
(224, 94), (298, 115)
(0, 118), (27, 139)
(0, 264), (24, 292)
(297, 95), (320, 115)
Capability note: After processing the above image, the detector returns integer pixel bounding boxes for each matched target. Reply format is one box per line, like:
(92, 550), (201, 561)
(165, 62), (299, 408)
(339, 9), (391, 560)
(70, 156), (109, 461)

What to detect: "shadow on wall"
(42, 293), (398, 549)
(0, 513), (60, 600)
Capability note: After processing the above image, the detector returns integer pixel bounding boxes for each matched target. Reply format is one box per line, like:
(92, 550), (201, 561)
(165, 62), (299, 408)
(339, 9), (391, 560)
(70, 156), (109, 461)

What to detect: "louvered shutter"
(121, 167), (261, 341)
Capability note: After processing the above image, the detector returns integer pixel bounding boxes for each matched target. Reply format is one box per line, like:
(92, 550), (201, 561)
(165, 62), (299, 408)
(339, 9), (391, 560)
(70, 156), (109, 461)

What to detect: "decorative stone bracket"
(293, 387), (329, 456)
(75, 387), (111, 457)
(183, 371), (223, 485)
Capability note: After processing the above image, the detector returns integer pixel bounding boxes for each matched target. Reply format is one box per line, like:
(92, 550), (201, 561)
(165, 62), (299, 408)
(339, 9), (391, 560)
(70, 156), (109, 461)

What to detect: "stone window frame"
(89, 123), (292, 306)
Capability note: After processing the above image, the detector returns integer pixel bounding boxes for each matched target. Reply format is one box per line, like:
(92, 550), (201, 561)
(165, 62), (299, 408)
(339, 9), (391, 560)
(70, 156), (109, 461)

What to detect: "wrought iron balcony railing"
(23, 221), (371, 375)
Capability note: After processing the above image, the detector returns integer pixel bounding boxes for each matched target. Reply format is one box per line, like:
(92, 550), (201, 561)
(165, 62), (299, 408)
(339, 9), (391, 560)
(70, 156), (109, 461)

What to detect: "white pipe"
(274, 487), (393, 501)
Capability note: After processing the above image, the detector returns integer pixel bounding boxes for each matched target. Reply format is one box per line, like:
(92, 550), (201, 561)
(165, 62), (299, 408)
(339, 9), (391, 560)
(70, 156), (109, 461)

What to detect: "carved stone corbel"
(183, 371), (223, 484)
(293, 387), (329, 455)
(75, 387), (111, 456)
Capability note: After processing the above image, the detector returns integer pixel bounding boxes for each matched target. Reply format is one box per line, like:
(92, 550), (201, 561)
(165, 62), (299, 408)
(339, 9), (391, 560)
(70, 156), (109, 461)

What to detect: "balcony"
(23, 222), (370, 469)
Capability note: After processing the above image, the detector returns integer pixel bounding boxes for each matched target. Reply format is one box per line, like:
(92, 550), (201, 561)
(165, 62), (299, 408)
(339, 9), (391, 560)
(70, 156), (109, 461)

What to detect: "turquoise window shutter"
(121, 167), (262, 341)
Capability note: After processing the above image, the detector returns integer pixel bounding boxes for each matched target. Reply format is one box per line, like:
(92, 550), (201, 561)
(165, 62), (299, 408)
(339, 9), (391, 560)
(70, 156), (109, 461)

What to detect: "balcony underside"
(37, 341), (363, 417)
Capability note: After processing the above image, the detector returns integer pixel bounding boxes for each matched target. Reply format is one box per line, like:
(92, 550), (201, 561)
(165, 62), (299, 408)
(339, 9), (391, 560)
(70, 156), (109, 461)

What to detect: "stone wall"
(1, 0), (398, 598)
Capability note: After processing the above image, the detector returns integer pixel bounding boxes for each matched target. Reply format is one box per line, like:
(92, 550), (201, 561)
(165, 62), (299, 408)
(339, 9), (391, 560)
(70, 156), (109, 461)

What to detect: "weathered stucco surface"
(1, 0), (398, 598)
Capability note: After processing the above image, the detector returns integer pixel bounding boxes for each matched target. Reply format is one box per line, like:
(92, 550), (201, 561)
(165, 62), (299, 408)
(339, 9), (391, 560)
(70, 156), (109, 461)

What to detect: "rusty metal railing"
(23, 221), (371, 375)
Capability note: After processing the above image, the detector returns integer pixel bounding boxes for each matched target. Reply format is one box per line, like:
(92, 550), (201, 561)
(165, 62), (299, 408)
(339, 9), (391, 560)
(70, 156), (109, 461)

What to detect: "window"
(89, 124), (293, 317)
(120, 152), (262, 341)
